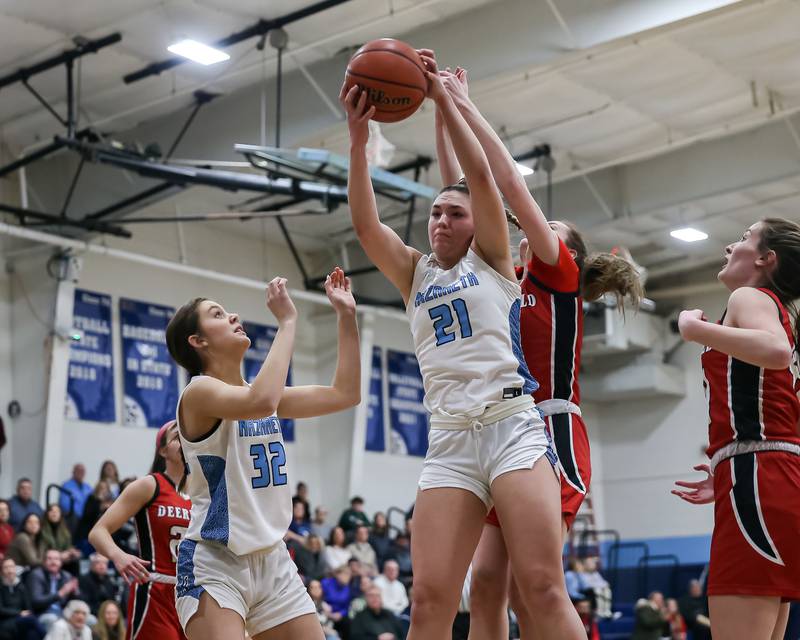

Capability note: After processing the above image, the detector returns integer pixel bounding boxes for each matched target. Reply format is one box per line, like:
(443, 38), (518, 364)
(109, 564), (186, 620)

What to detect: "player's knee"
(410, 581), (455, 622)
(514, 567), (568, 612)
(470, 563), (507, 603)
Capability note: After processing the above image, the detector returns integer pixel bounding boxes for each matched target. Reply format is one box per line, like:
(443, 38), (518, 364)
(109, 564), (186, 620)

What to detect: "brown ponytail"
(166, 297), (208, 376)
(560, 221), (643, 307)
(759, 218), (800, 346)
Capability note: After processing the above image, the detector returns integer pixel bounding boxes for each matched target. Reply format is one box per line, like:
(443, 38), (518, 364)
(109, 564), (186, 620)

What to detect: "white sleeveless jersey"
(177, 377), (291, 556)
(407, 249), (537, 416)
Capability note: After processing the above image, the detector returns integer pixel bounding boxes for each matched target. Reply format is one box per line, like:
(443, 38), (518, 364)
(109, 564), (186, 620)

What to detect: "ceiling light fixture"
(516, 162), (534, 176)
(670, 227), (708, 242)
(167, 40), (230, 65)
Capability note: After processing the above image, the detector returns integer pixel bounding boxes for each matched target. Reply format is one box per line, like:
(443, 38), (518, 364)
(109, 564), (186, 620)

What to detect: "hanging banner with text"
(387, 349), (428, 457)
(365, 347), (385, 452)
(120, 298), (178, 428)
(65, 289), (115, 423)
(243, 321), (295, 442)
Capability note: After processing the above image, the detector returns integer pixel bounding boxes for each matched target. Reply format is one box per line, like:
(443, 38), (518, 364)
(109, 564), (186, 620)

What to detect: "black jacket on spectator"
(369, 532), (392, 567)
(678, 595), (711, 640)
(351, 607), (403, 640)
(295, 547), (327, 582)
(26, 567), (73, 614)
(78, 572), (119, 615)
(0, 579), (38, 640)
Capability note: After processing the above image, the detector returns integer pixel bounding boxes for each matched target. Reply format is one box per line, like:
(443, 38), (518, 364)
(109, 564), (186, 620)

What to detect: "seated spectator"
(74, 482), (114, 556)
(58, 465), (92, 526)
(308, 579), (339, 640)
(288, 499), (311, 539)
(91, 600), (125, 640)
(0, 557), (45, 640)
(311, 506), (333, 542)
(8, 479), (44, 531)
(0, 501), (14, 559)
(349, 576), (374, 619)
(632, 592), (668, 640)
(7, 514), (47, 570)
(338, 497), (370, 535)
(323, 527), (351, 573)
(348, 558), (367, 593)
(77, 555), (118, 616)
(350, 587), (404, 640)
(44, 600), (91, 640)
(678, 579), (710, 640)
(40, 506), (81, 574)
(293, 482), (312, 523)
(98, 462), (120, 500)
(373, 560), (408, 616)
(575, 598), (600, 640)
(347, 526), (377, 576)
(564, 557), (586, 601)
(295, 535), (328, 582)
(665, 598), (686, 640)
(27, 550), (79, 631)
(386, 533), (412, 587)
(322, 565), (353, 637)
(581, 556), (613, 618)
(369, 512), (392, 566)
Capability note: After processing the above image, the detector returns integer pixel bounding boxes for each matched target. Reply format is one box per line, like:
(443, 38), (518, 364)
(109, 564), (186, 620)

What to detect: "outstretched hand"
(340, 84), (376, 148)
(440, 66), (469, 104)
(672, 464), (714, 505)
(325, 267), (356, 315)
(416, 49), (446, 102)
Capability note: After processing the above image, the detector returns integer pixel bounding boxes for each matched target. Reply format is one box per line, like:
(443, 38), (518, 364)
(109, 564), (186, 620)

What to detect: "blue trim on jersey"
(176, 539), (205, 600)
(197, 455), (230, 546)
(508, 299), (538, 394)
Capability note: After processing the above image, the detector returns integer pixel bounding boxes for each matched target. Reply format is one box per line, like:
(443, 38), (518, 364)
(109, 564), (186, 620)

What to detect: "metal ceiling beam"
(0, 202), (130, 238)
(123, 0), (354, 84)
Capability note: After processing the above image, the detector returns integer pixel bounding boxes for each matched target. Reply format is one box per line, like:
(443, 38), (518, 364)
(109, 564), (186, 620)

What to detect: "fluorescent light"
(516, 162), (534, 176)
(670, 227), (708, 242)
(167, 40), (229, 65)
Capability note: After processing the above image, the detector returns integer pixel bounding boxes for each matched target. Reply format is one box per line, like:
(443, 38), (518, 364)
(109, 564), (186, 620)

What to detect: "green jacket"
(631, 604), (666, 640)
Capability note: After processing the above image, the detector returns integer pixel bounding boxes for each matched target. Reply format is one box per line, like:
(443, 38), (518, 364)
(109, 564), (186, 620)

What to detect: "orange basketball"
(344, 38), (427, 123)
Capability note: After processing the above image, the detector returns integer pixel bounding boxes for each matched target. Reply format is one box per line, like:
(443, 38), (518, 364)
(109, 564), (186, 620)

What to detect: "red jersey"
(520, 238), (583, 404)
(134, 473), (191, 577)
(702, 288), (800, 457)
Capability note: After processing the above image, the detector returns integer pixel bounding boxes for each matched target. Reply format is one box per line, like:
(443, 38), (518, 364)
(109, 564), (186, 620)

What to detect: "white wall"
(0, 248), (14, 497)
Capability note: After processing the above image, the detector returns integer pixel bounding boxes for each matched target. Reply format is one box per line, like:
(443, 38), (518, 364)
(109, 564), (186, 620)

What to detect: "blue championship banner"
(242, 321), (295, 442)
(120, 298), (178, 428)
(65, 289), (115, 422)
(387, 350), (428, 457)
(365, 346), (385, 452)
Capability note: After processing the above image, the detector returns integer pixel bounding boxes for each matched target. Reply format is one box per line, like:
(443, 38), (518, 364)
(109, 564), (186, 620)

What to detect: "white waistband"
(710, 440), (800, 473)
(429, 395), (536, 431)
(536, 399), (582, 418)
(149, 572), (176, 585)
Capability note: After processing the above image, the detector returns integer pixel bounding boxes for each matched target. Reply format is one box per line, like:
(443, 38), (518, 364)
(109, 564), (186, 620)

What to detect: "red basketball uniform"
(703, 288), (800, 599)
(128, 473), (191, 640)
(487, 239), (591, 529)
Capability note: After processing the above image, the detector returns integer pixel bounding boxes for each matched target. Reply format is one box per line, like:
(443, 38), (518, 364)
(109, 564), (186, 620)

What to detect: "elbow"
(348, 388), (362, 408)
(766, 344), (793, 370)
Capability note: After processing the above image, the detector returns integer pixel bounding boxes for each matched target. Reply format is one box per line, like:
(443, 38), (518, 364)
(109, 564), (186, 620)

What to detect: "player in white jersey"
(165, 268), (360, 640)
(342, 51), (585, 640)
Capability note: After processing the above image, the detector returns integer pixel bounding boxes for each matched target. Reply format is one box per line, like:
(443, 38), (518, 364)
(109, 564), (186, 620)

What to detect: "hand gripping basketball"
(340, 84), (375, 148)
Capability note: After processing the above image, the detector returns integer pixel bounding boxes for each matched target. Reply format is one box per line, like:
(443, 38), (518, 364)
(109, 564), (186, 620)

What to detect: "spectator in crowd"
(293, 482), (312, 524)
(74, 482), (114, 555)
(322, 565), (353, 638)
(98, 463), (120, 499)
(77, 555), (117, 617)
(311, 506), (333, 542)
(373, 560), (408, 617)
(91, 600), (125, 640)
(338, 497), (370, 534)
(386, 533), (412, 587)
(296, 534), (328, 582)
(324, 527), (351, 572)
(288, 499), (312, 539)
(346, 526), (377, 576)
(349, 576), (374, 620)
(348, 559), (368, 592)
(308, 579), (339, 640)
(369, 512), (392, 566)
(58, 465), (92, 525)
(8, 479), (44, 531)
(27, 550), (79, 630)
(575, 598), (600, 640)
(0, 501), (14, 559)
(0, 556), (45, 640)
(43, 600), (91, 640)
(7, 514), (46, 570)
(581, 556), (614, 618)
(678, 579), (711, 640)
(40, 506), (81, 574)
(350, 587), (404, 640)
(665, 598), (686, 640)
(564, 558), (586, 601)
(632, 592), (668, 640)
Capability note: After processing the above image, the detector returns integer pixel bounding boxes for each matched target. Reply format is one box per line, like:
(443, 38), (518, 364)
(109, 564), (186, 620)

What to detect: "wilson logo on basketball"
(361, 87), (412, 107)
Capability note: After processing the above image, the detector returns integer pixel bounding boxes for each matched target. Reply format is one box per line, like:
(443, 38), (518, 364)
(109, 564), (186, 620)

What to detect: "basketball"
(344, 38), (427, 123)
